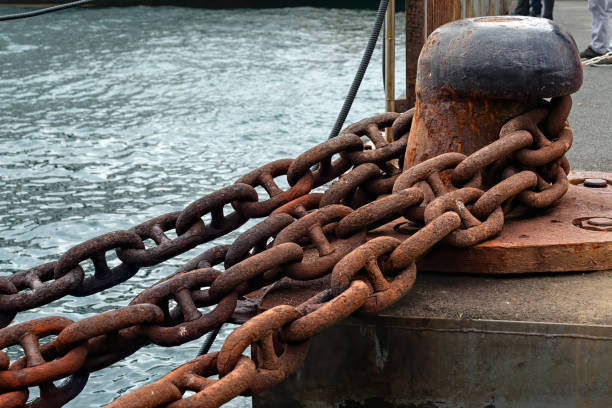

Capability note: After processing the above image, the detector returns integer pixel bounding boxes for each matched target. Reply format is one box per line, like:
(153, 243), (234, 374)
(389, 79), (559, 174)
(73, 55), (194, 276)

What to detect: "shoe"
(580, 46), (603, 59)
(593, 55), (612, 66)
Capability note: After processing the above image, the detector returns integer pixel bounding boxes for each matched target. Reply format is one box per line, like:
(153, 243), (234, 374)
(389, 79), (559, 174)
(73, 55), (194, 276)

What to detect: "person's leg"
(514, 0), (530, 15)
(606, 0), (612, 51)
(542, 0), (554, 19)
(589, 0), (610, 54)
(531, 0), (542, 16)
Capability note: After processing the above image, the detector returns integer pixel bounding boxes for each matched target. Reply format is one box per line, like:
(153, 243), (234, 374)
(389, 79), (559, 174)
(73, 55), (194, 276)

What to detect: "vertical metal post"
(405, 0), (426, 109)
(384, 0), (395, 141)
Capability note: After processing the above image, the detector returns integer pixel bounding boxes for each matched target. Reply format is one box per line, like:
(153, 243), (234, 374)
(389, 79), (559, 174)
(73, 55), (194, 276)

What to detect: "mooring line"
(0, 0), (95, 22)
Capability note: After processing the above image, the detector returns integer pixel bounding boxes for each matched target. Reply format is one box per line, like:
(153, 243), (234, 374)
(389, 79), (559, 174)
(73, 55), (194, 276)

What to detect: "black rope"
(198, 324), (222, 356)
(328, 0), (390, 139)
(0, 0), (95, 22)
(382, 19), (386, 86)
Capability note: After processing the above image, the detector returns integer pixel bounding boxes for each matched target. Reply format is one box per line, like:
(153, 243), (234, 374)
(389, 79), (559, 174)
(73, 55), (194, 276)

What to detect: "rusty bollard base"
(373, 171), (612, 274)
(405, 16), (582, 168)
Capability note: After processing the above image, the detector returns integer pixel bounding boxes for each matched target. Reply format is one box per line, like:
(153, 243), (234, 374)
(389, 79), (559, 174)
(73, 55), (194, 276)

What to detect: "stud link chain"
(0, 96), (573, 407)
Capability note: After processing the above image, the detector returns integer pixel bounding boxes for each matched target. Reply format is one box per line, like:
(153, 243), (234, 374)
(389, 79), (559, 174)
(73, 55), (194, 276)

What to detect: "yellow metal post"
(385, 0), (395, 141)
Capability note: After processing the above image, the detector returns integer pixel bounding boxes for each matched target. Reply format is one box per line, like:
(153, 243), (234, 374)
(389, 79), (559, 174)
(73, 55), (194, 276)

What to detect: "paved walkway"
(551, 1), (611, 171)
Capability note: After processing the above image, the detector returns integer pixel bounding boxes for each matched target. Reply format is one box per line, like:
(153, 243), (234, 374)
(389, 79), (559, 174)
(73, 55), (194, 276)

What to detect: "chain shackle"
(224, 213), (295, 269)
(319, 163), (382, 208)
(233, 159), (314, 218)
(287, 134), (363, 187)
(0, 317), (88, 390)
(209, 243), (303, 302)
(271, 193), (322, 218)
(424, 188), (504, 247)
(273, 205), (365, 280)
(0, 262), (84, 316)
(175, 184), (258, 238)
(106, 352), (256, 408)
(335, 187), (423, 238)
(116, 212), (206, 267)
(330, 237), (416, 314)
(130, 269), (237, 346)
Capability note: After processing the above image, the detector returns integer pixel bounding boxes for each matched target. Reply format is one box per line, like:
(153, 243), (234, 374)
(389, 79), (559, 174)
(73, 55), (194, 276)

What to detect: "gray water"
(0, 5), (406, 406)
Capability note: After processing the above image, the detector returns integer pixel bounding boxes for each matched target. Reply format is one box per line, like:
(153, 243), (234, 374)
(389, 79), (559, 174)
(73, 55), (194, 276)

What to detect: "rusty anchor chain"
(0, 95), (577, 407)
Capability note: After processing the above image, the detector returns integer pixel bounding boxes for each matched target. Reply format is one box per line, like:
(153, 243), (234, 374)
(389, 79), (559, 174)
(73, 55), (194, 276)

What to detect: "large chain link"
(0, 96), (573, 407)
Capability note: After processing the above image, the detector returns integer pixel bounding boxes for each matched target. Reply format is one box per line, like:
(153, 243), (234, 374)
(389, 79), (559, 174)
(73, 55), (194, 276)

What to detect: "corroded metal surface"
(404, 17), (582, 167)
(404, 0), (513, 107)
(385, 172), (612, 273)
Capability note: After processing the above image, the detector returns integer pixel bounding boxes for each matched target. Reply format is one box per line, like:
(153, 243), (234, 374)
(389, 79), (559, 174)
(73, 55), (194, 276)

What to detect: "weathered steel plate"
(372, 171), (612, 274)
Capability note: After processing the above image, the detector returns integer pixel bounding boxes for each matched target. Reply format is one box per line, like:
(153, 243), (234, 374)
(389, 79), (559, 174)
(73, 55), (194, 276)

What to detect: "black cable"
(0, 0), (95, 22)
(382, 19), (386, 86)
(328, 0), (390, 139)
(198, 324), (222, 356)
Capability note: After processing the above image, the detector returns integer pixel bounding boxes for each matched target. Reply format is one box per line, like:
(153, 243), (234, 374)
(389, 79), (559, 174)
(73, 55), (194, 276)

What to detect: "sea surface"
(0, 5), (407, 407)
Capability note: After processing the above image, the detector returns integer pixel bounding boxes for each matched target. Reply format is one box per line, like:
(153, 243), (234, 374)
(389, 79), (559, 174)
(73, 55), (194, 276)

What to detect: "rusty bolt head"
(583, 178), (608, 188)
(586, 218), (612, 227)
(572, 217), (612, 232)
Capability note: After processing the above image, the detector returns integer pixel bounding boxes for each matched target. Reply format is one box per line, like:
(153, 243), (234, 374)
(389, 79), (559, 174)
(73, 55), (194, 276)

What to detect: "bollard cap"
(417, 16), (583, 99)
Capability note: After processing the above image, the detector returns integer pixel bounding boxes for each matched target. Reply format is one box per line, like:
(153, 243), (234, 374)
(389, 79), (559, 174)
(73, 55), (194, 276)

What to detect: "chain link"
(0, 98), (574, 407)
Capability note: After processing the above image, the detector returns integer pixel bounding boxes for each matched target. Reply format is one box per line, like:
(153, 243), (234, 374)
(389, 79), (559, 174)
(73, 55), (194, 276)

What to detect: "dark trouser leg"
(514, 0), (530, 15)
(543, 0), (555, 19)
(530, 0), (542, 16)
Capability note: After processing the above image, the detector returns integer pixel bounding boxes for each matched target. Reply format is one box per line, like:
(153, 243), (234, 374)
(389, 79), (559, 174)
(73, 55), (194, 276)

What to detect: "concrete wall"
(254, 316), (612, 408)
